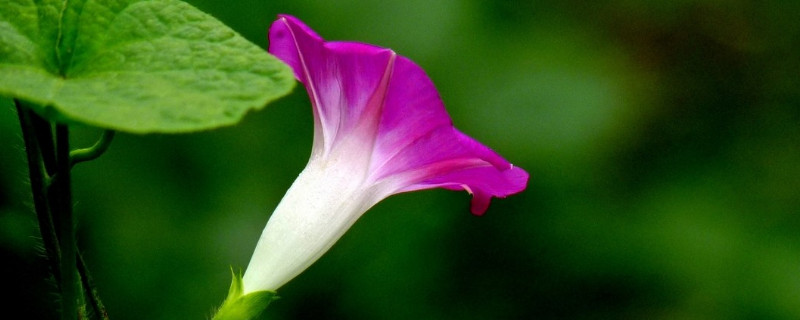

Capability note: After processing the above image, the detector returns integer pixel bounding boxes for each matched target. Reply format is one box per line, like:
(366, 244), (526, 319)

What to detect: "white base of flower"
(242, 153), (382, 293)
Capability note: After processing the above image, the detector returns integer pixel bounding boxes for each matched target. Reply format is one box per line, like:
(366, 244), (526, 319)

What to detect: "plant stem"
(16, 101), (114, 319)
(70, 130), (115, 168)
(28, 108), (57, 176)
(54, 124), (78, 320)
(78, 252), (109, 320)
(15, 101), (62, 283)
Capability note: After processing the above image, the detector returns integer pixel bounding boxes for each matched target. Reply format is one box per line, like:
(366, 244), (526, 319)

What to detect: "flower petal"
(268, 15), (528, 215)
(376, 127), (529, 215)
(269, 15), (395, 158)
(368, 57), (528, 214)
(368, 56), (453, 174)
(408, 163), (530, 215)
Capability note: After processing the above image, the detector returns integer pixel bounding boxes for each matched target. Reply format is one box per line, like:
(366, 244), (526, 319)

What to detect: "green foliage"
(0, 0), (295, 133)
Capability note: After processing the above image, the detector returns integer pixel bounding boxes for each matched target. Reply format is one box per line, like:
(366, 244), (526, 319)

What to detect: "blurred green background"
(2, 0), (800, 319)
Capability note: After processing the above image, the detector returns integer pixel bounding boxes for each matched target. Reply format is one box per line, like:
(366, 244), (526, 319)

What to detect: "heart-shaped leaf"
(0, 0), (295, 133)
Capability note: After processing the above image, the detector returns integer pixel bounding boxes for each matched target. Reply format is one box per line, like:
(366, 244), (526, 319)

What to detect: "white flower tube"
(242, 143), (384, 293)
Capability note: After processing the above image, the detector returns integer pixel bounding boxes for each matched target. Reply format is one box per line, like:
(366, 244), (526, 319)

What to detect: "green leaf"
(213, 268), (278, 320)
(0, 0), (295, 133)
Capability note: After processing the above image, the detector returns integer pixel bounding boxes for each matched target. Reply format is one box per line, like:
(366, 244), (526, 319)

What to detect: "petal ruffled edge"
(391, 129), (529, 215)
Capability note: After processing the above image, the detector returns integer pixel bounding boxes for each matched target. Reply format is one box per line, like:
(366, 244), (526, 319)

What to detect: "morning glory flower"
(241, 15), (528, 294)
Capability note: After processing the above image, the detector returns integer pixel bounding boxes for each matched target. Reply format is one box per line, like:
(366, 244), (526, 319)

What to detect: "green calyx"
(213, 268), (278, 320)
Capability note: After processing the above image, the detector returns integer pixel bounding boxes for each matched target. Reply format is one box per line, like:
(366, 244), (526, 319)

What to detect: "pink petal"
(385, 128), (529, 215)
(369, 56), (527, 214)
(368, 55), (453, 175)
(269, 15), (395, 156)
(267, 15), (528, 215)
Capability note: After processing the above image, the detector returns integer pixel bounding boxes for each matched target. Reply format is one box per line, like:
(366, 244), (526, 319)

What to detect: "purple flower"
(242, 15), (528, 293)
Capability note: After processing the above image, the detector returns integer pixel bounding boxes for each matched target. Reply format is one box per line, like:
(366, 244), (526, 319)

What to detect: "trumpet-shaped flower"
(242, 15), (528, 294)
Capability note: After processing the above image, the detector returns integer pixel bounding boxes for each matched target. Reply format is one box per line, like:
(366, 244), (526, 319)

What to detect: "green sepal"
(213, 268), (278, 320)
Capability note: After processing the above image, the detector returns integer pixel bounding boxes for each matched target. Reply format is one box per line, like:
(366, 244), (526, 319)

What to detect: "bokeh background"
(2, 0), (799, 319)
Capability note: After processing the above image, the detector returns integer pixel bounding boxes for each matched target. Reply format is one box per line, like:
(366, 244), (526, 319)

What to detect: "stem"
(15, 101), (62, 283)
(54, 124), (78, 320)
(78, 252), (109, 320)
(30, 110), (57, 176)
(70, 130), (115, 168)
(16, 101), (113, 319)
